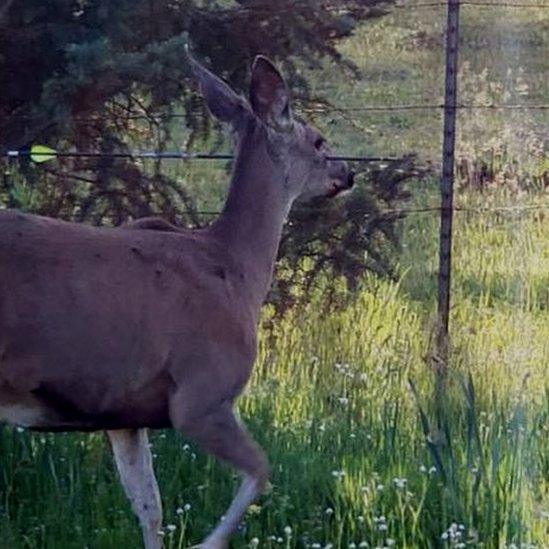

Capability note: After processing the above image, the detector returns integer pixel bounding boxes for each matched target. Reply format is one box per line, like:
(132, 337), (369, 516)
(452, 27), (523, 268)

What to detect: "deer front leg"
(170, 395), (269, 549)
(107, 428), (163, 549)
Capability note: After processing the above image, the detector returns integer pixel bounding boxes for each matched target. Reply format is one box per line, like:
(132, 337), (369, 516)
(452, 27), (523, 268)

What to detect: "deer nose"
(347, 170), (355, 188)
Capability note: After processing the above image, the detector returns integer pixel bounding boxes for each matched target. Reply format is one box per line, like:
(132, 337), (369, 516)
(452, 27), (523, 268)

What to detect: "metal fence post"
(437, 0), (461, 367)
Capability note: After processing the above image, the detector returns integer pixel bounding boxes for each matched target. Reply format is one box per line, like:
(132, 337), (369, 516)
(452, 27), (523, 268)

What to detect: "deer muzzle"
(346, 170), (355, 189)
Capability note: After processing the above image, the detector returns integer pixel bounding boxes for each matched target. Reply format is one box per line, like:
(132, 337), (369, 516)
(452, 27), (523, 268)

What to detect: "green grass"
(1, 189), (547, 548)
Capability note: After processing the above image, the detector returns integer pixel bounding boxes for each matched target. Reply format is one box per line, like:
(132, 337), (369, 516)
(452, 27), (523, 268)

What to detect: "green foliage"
(0, 0), (393, 151)
(272, 157), (418, 314)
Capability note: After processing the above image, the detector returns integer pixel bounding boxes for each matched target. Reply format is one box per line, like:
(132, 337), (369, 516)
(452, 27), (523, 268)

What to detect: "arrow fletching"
(30, 145), (57, 163)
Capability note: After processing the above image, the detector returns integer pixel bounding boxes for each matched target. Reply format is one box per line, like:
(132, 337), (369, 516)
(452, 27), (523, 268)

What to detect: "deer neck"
(210, 121), (292, 309)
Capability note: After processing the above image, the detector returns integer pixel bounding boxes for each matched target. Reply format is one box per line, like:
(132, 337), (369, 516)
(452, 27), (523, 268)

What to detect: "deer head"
(188, 53), (354, 204)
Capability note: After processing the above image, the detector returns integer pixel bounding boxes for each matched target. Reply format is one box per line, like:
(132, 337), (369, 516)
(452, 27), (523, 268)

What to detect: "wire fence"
(395, 1), (549, 8)
(1, 1), (547, 129)
(204, 1), (549, 12)
(2, 0), (546, 222)
(8, 203), (543, 218)
(187, 203), (549, 217)
(2, 0), (547, 356)
(3, 102), (548, 127)
(1, 2), (545, 177)
(2, 100), (546, 161)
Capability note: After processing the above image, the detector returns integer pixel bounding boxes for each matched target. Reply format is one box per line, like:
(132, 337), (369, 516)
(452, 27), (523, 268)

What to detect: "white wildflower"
(441, 522), (464, 543)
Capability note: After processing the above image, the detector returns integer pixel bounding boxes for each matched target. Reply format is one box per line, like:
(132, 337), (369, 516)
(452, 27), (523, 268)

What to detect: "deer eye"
(314, 137), (325, 150)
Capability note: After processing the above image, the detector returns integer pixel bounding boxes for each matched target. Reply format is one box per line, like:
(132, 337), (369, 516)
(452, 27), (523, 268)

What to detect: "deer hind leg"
(107, 428), (163, 549)
(170, 396), (269, 549)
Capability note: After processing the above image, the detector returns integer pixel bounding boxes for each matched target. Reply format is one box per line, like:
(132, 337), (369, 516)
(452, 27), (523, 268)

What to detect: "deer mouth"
(326, 171), (355, 199)
(326, 180), (348, 198)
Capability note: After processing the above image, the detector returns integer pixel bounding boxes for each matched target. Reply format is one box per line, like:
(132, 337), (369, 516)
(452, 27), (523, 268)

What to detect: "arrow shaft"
(5, 150), (398, 163)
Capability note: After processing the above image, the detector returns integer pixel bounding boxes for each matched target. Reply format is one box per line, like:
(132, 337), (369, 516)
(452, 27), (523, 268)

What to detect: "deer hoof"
(189, 539), (228, 549)
(190, 538), (229, 549)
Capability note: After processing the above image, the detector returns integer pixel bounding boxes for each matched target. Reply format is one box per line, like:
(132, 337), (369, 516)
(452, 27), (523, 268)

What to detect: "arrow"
(4, 146), (399, 164)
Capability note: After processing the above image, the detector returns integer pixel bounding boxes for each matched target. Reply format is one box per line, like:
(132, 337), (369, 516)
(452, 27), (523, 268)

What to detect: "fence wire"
(4, 102), (548, 125)
(208, 1), (549, 12)
(397, 1), (549, 8)
(179, 204), (549, 217)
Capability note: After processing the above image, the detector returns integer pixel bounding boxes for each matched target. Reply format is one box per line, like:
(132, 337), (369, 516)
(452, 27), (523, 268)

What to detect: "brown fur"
(0, 210), (256, 431)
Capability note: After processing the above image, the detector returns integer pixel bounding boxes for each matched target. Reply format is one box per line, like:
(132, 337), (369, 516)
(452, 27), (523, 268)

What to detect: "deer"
(0, 53), (354, 548)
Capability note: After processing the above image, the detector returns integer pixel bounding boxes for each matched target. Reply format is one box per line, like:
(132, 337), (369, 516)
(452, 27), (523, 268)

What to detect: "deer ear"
(250, 56), (291, 129)
(187, 52), (245, 124)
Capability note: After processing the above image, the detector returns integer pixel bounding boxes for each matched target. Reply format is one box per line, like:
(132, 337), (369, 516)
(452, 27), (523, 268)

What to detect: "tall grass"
(0, 189), (547, 548)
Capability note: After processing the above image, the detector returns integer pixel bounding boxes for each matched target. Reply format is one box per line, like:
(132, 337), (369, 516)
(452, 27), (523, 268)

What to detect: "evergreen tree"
(0, 0), (419, 312)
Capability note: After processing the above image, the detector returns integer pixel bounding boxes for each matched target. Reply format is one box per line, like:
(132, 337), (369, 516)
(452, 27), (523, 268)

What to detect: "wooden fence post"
(437, 0), (461, 367)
